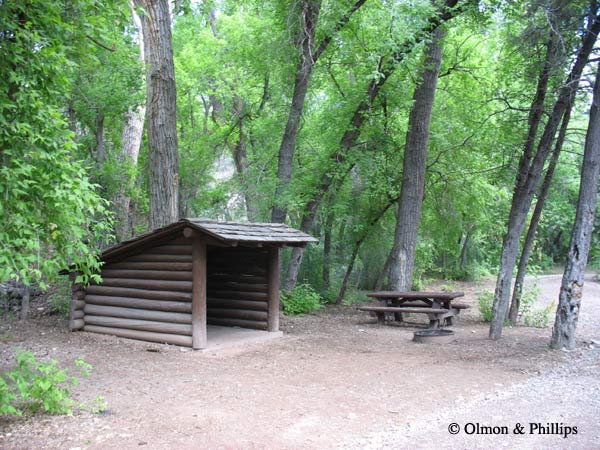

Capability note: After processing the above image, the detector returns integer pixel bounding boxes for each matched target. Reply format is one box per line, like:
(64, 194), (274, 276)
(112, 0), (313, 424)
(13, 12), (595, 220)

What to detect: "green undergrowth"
(0, 350), (103, 416)
(477, 284), (554, 328)
(281, 284), (324, 316)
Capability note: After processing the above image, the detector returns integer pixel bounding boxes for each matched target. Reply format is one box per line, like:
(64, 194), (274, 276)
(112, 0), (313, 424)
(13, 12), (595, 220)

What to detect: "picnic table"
(357, 291), (468, 329)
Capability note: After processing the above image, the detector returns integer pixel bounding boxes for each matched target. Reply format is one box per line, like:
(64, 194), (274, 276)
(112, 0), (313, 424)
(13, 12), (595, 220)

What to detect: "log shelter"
(68, 219), (317, 349)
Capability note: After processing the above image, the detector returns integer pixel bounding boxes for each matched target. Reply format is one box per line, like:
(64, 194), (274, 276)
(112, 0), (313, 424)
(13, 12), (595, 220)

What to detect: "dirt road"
(0, 274), (598, 449)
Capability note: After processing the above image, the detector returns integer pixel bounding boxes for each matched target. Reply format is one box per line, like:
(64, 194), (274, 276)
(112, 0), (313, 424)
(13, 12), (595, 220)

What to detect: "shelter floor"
(203, 325), (283, 351)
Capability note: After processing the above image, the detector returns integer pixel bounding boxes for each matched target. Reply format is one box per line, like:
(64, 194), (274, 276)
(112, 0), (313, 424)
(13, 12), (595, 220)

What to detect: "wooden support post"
(267, 247), (280, 332)
(192, 238), (207, 349)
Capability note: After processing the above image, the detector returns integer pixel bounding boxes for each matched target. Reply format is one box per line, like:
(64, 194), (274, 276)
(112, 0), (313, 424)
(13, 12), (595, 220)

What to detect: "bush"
(478, 290), (494, 322)
(523, 301), (555, 328)
(47, 277), (72, 317)
(0, 350), (91, 416)
(281, 284), (323, 316)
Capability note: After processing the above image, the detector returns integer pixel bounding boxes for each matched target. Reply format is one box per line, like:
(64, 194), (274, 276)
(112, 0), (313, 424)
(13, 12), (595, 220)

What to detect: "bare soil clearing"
(1, 274), (599, 449)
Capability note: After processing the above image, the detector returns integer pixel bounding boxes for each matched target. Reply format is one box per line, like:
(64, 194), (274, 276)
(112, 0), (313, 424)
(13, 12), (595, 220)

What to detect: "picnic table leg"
(394, 312), (403, 322)
(376, 312), (385, 324)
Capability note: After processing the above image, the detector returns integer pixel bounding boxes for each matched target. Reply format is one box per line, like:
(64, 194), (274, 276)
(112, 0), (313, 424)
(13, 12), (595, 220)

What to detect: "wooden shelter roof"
(101, 218), (318, 261)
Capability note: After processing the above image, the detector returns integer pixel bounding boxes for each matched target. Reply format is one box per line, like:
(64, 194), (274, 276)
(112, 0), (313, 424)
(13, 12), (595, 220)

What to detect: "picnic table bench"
(357, 291), (469, 329)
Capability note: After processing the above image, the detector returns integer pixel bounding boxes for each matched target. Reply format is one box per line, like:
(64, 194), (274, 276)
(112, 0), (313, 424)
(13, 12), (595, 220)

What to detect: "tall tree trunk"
(335, 196), (397, 303)
(459, 225), (473, 272)
(111, 1), (146, 242)
(388, 27), (444, 291)
(322, 207), (334, 289)
(18, 284), (30, 321)
(375, 249), (393, 291)
(508, 105), (571, 324)
(95, 112), (105, 169)
(550, 61), (600, 350)
(489, 7), (600, 339)
(231, 97), (260, 221)
(136, 0), (179, 230)
(271, 0), (368, 223)
(282, 0), (464, 291)
(271, 0), (321, 223)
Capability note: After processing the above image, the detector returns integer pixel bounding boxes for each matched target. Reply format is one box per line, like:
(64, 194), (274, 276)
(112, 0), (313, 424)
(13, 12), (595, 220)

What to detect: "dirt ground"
(0, 274), (599, 450)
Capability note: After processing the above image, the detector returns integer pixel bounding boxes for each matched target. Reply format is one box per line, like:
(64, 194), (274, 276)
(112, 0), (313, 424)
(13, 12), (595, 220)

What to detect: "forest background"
(1, 0), (599, 347)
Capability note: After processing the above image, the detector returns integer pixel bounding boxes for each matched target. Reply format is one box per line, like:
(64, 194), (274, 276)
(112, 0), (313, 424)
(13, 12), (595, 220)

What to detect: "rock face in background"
(0, 281), (40, 313)
(0, 282), (26, 313)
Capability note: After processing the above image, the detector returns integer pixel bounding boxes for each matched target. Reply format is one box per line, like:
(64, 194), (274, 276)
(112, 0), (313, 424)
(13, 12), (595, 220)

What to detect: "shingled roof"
(101, 218), (318, 260)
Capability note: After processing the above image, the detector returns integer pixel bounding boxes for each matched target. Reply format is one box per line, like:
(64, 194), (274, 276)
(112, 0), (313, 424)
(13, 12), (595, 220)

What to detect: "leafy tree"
(0, 0), (114, 288)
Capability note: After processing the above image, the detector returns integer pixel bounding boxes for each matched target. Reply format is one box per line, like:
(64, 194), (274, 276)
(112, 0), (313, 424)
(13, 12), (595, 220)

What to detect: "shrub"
(281, 284), (323, 316)
(478, 290), (494, 322)
(0, 350), (91, 416)
(47, 277), (72, 317)
(523, 301), (555, 328)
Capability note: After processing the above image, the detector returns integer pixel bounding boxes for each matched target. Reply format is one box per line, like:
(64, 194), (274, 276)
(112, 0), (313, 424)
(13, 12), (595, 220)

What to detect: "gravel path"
(345, 273), (600, 450)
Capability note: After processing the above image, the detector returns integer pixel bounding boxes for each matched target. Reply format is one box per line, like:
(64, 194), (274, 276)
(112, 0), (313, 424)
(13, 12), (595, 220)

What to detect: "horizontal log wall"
(69, 277), (85, 331)
(82, 237), (194, 346)
(207, 247), (269, 330)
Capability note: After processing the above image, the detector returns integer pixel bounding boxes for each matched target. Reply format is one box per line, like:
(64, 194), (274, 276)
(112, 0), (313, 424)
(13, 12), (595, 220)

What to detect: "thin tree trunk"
(283, 0), (463, 291)
(375, 249), (393, 291)
(271, 0), (368, 223)
(489, 8), (600, 339)
(271, 0), (321, 224)
(136, 0), (179, 230)
(388, 27), (444, 291)
(550, 61), (600, 350)
(508, 105), (572, 324)
(322, 208), (334, 290)
(111, 1), (145, 242)
(19, 284), (30, 321)
(95, 112), (105, 169)
(459, 225), (473, 272)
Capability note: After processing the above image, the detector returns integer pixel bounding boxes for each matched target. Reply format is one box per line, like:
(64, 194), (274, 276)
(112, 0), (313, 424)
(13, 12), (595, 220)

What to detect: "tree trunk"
(95, 112), (105, 169)
(231, 96), (260, 221)
(508, 105), (571, 324)
(375, 249), (393, 291)
(19, 284), (30, 321)
(322, 208), (334, 290)
(271, 0), (321, 224)
(136, 0), (179, 230)
(111, 1), (145, 242)
(550, 61), (600, 350)
(283, 1), (463, 291)
(271, 0), (367, 224)
(489, 8), (600, 339)
(459, 225), (473, 272)
(388, 28), (444, 291)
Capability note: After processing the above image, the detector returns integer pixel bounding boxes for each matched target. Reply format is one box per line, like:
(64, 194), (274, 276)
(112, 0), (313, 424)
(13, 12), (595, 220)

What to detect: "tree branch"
(313, 0), (368, 62)
(86, 35), (116, 52)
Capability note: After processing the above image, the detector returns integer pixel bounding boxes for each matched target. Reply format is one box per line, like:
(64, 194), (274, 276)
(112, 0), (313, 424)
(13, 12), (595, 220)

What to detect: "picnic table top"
(366, 291), (465, 300)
